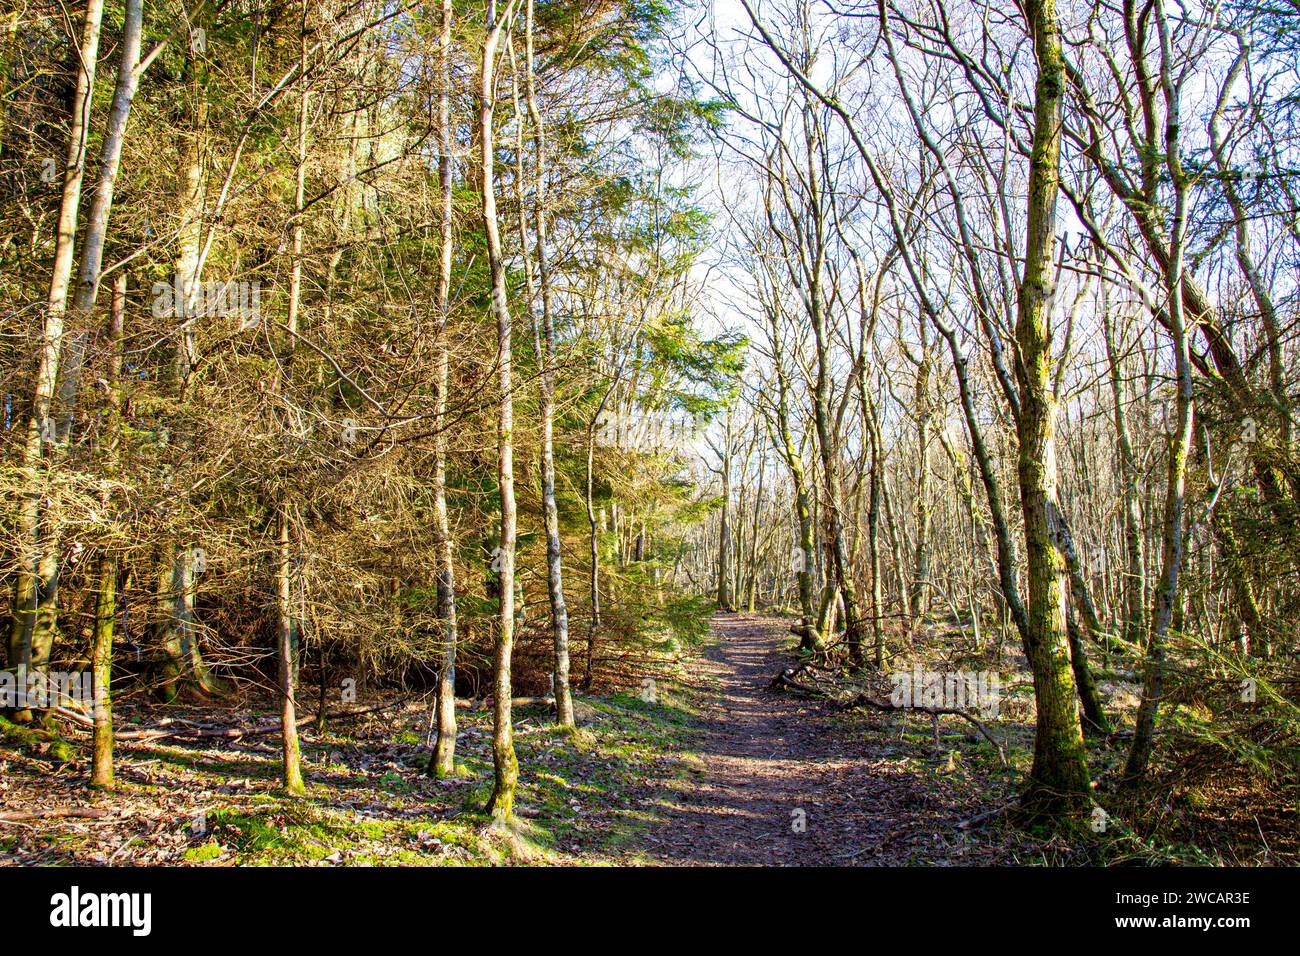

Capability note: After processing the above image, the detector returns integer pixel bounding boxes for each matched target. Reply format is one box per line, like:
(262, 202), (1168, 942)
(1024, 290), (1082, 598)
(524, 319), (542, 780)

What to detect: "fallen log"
(55, 694), (556, 745)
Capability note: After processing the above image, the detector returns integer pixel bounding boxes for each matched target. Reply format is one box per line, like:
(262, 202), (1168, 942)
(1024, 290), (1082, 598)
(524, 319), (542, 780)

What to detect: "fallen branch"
(771, 668), (1007, 766)
(65, 699), (418, 743)
(455, 696), (556, 711)
(57, 693), (554, 745)
(956, 802), (1015, 830)
(770, 669), (828, 696)
(840, 692), (1008, 767)
(53, 706), (94, 728)
(0, 808), (111, 824)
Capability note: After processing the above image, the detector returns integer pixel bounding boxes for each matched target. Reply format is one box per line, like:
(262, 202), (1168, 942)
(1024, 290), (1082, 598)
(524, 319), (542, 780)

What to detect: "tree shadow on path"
(618, 613), (1023, 866)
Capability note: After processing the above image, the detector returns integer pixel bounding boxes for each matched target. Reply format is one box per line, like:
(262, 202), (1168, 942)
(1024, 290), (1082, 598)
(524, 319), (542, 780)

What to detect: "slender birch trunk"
(585, 417), (601, 688)
(522, 0), (573, 726)
(482, 0), (521, 820)
(429, 0), (461, 774)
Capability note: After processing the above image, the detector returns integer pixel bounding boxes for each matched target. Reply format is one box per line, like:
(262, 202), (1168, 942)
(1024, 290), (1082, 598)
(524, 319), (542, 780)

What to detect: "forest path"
(618, 612), (990, 866)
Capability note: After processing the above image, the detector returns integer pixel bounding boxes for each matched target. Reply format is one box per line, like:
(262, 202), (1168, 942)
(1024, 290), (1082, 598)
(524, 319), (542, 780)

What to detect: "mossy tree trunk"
(91, 554), (116, 788)
(92, 273), (127, 790)
(1014, 0), (1091, 815)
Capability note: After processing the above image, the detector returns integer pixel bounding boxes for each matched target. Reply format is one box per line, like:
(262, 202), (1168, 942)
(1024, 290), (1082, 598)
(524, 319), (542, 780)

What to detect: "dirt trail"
(623, 612), (1008, 866)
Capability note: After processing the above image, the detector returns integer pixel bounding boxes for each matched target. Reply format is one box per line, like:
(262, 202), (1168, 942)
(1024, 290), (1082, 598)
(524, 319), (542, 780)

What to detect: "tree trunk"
(154, 39), (216, 694)
(746, 439), (766, 612)
(910, 348), (932, 619)
(1102, 289), (1147, 650)
(1066, 615), (1110, 736)
(1126, 15), (1194, 778)
(522, 0), (573, 727)
(717, 409), (735, 611)
(91, 553), (115, 788)
(429, 0), (461, 775)
(482, 0), (521, 820)
(585, 418), (601, 689)
(91, 273), (127, 789)
(9, 0), (105, 688)
(277, 508), (305, 795)
(274, 2), (311, 798)
(865, 391), (885, 667)
(1014, 0), (1090, 814)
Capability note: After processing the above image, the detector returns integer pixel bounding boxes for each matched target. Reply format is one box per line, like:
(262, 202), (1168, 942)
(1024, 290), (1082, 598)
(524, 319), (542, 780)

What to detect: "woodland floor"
(1, 612), (1284, 865)
(590, 612), (1051, 866)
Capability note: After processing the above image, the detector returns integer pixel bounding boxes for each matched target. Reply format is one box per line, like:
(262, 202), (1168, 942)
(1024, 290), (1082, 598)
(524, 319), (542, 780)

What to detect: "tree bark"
(482, 0), (521, 820)
(9, 0), (106, 686)
(1102, 287), (1147, 650)
(1126, 1), (1194, 779)
(430, 0), (461, 775)
(716, 407), (735, 611)
(1014, 0), (1091, 813)
(92, 273), (127, 789)
(522, 0), (573, 727)
(274, 1), (311, 798)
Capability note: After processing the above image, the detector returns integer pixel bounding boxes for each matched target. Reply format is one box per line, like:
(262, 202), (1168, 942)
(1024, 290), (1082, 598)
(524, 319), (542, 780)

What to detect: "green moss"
(0, 714), (77, 763)
(208, 809), (284, 854)
(198, 804), (500, 866)
(2, 593), (715, 867)
(183, 841), (224, 863)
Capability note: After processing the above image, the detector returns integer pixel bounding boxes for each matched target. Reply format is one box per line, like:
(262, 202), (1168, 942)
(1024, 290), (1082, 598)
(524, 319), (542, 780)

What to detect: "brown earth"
(609, 612), (1033, 865)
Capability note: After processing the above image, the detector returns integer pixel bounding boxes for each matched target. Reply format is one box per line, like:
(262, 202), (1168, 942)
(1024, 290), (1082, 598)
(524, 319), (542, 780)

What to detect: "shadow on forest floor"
(587, 612), (1055, 866)
(2, 612), (1290, 866)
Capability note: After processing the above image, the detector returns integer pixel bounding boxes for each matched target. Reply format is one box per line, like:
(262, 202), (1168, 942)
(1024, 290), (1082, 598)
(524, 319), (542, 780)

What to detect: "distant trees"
(685, 0), (1299, 818)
